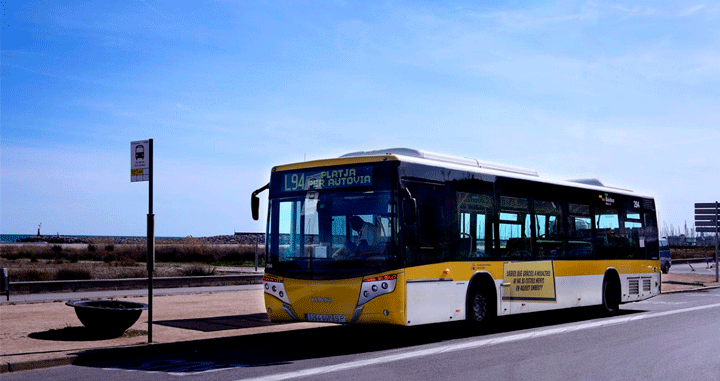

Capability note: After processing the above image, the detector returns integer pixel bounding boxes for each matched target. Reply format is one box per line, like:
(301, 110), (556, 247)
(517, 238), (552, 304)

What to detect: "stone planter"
(66, 299), (147, 337)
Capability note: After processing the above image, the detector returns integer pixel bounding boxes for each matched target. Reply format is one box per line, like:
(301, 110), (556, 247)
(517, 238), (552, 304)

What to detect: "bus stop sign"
(131, 140), (150, 182)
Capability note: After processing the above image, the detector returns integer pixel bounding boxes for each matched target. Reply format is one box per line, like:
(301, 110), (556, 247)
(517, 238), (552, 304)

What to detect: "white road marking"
(105, 360), (246, 376)
(636, 300), (686, 305)
(236, 303), (720, 381)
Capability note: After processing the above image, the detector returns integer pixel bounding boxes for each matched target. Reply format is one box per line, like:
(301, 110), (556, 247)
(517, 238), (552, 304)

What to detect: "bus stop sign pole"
(147, 139), (154, 343)
(132, 139), (154, 343)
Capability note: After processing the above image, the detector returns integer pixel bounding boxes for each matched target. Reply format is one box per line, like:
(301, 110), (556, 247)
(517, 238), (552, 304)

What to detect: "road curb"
(661, 284), (720, 294)
(3, 355), (77, 373)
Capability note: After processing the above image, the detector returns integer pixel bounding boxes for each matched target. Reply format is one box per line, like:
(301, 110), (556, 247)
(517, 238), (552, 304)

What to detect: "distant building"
(666, 234), (717, 248)
(695, 235), (719, 248)
(667, 235), (695, 247)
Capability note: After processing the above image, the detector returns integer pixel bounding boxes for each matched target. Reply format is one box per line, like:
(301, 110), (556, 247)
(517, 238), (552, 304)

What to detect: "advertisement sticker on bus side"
(503, 261), (557, 302)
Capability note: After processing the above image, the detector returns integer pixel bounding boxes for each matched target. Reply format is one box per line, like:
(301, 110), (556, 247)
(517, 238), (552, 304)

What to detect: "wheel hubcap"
(472, 294), (486, 322)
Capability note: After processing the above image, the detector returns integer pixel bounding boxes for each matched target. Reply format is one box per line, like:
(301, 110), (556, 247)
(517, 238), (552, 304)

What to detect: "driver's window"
(278, 200), (302, 260)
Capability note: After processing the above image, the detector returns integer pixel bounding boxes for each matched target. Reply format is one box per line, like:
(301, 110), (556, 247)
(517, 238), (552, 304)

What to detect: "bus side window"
(623, 210), (644, 259)
(567, 204), (593, 259)
(499, 196), (531, 260)
(406, 182), (449, 265)
(643, 210), (659, 259)
(533, 200), (563, 259)
(459, 211), (472, 259)
(457, 192), (494, 259)
(595, 207), (620, 259)
(475, 213), (490, 256)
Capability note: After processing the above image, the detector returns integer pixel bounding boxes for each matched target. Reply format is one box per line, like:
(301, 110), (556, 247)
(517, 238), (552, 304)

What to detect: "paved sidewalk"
(661, 272), (720, 292)
(1, 287), (331, 373)
(1, 273), (718, 373)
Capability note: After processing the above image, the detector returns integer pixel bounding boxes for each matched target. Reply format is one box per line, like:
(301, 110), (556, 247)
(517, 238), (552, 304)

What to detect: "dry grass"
(672, 247), (717, 260)
(0, 259), (186, 281)
(0, 243), (261, 281)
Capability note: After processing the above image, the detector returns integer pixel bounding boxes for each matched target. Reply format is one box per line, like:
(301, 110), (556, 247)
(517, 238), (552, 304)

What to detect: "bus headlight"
(357, 274), (397, 306)
(264, 277), (290, 304)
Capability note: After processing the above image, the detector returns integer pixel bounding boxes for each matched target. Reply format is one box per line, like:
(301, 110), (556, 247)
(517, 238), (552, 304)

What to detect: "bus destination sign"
(282, 166), (373, 192)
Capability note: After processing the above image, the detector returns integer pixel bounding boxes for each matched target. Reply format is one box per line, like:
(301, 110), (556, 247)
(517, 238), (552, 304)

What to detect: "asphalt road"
(4, 289), (720, 381)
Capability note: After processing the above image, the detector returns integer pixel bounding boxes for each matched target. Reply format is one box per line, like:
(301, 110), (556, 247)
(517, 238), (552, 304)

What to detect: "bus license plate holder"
(305, 314), (346, 323)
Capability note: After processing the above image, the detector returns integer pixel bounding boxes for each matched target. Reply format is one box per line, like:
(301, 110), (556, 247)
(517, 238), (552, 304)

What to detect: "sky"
(1, 0), (719, 237)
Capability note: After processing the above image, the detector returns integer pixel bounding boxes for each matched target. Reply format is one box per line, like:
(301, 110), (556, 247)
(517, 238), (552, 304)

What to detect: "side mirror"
(401, 187), (417, 225)
(251, 183), (269, 221)
(251, 195), (260, 221)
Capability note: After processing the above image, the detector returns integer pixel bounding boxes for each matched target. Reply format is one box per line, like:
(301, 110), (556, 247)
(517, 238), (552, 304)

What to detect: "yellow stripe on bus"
(404, 260), (659, 282)
(273, 155), (397, 172)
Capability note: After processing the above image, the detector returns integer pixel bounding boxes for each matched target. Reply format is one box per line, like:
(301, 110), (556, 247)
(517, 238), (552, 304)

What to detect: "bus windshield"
(267, 190), (399, 279)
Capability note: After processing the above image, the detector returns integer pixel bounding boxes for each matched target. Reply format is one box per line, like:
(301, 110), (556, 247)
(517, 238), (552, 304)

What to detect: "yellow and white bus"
(251, 148), (661, 326)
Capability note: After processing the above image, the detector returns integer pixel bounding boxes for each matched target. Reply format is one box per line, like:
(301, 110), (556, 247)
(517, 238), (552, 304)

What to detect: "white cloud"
(680, 4), (706, 16)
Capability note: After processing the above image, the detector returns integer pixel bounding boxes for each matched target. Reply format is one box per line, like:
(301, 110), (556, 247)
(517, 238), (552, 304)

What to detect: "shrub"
(1, 251), (20, 260)
(181, 265), (216, 277)
(156, 245), (218, 263)
(115, 251), (137, 266)
(88, 244), (97, 252)
(105, 244), (115, 252)
(13, 269), (53, 282)
(55, 268), (92, 280)
(116, 269), (147, 279)
(218, 250), (255, 265)
(51, 245), (63, 254)
(155, 246), (178, 262)
(84, 248), (105, 261)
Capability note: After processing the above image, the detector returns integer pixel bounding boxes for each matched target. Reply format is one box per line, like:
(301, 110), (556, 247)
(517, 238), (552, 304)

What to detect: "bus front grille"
(643, 278), (652, 292)
(629, 278), (640, 295)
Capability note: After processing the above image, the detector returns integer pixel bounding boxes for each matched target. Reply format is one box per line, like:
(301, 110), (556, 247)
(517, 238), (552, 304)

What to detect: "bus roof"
(274, 148), (649, 199)
(342, 148), (538, 177)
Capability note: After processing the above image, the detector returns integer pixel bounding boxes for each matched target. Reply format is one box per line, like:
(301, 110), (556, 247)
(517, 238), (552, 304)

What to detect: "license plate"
(305, 314), (346, 323)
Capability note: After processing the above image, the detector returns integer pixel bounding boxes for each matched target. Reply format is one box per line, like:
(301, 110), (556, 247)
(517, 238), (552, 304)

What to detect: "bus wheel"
(468, 290), (489, 323)
(601, 277), (620, 316)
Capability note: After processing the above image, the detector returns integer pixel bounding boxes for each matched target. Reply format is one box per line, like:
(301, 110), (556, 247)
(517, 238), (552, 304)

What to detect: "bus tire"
(467, 287), (494, 325)
(601, 275), (621, 316)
